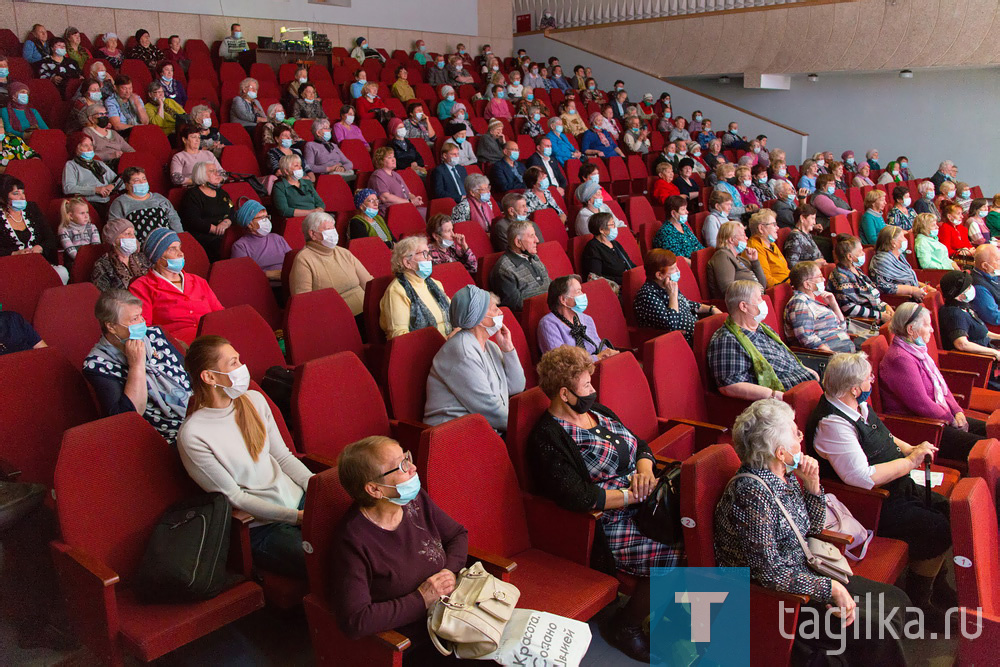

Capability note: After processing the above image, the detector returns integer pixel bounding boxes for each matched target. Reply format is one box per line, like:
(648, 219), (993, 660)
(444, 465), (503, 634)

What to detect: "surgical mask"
(161, 75), (172, 83)
(693, 150), (701, 157)
(778, 167), (787, 177)
(364, 206), (379, 218)
(234, 31), (243, 39)
(485, 313), (504, 336)
(669, 271), (680, 282)
(366, 93), (375, 101)
(678, 213), (689, 225)
(117, 321), (147, 341)
(568, 109), (576, 114)
(166, 257), (185, 272)
(448, 156), (460, 167)
(509, 151), (519, 161)
(900, 238), (908, 253)
(455, 113), (466, 121)
(663, 111), (671, 119)
(515, 213), (528, 222)
(846, 157), (855, 165)
(357, 79), (367, 86)
(274, 111), (286, 122)
(962, 286), (977, 302)
(589, 173), (600, 184)
(730, 128), (739, 135)
(322, 131), (332, 141)
(446, 94), (455, 101)
(826, 185), (835, 195)
(592, 197), (604, 209)
(0, 68), (7, 78)
(554, 125), (564, 134)
(80, 150), (95, 161)
(526, 94), (534, 101)
(97, 71), (107, 81)
(813, 279), (825, 293)
(758, 176), (767, 184)
(666, 151), (675, 158)
(55, 47), (66, 56)
(246, 90), (257, 99)
(379, 472), (421, 506)
(119, 237), (138, 255)
(735, 240), (747, 254)
(567, 388), (597, 414)
(395, 127), (407, 139)
(533, 114), (542, 123)
(298, 76), (308, 84)
(200, 116), (212, 128)
(478, 191), (491, 203)
(210, 364), (250, 399)
(817, 159), (825, 167)
(280, 138), (293, 148)
(416, 260), (432, 279)
(539, 177), (550, 190)
(782, 449), (802, 473)
(913, 336), (925, 347)
(17, 93), (29, 105)
(292, 168), (304, 179)
(415, 112), (425, 121)
(900, 161), (908, 168)
(947, 190), (955, 199)
(979, 209), (988, 218)
(694, 114), (702, 122)
(786, 194), (796, 203)
(132, 182), (149, 196)
(436, 61), (445, 69)
(902, 196), (911, 207)
(345, 115), (355, 125)
(588, 85), (595, 91)
(255, 218), (272, 236)
(419, 45), (427, 51)
(607, 226), (618, 241)
(961, 191), (971, 200)
(753, 147), (760, 153)
(10, 199), (27, 211)
(857, 388), (872, 405)
(89, 91), (102, 102)
(321, 228), (339, 248)
(930, 229), (939, 239)
(440, 238), (454, 248)
(924, 190), (934, 200)
(753, 299), (769, 323)
(570, 293), (588, 313)
(743, 180), (752, 188)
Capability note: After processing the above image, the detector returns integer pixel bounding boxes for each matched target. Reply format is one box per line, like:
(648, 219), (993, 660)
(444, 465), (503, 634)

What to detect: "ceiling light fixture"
(807, 73), (818, 82)
(899, 69), (913, 79)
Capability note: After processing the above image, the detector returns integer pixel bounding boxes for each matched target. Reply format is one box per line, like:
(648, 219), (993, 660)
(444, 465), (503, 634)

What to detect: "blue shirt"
(580, 129), (618, 158)
(970, 269), (1000, 326)
(798, 175), (816, 194)
(546, 130), (576, 165)
(22, 40), (47, 64)
(350, 81), (366, 99)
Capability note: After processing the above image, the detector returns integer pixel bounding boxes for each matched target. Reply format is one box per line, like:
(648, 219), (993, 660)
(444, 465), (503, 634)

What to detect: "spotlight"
(899, 69), (913, 79)
(719, 75), (730, 84)
(807, 73), (818, 82)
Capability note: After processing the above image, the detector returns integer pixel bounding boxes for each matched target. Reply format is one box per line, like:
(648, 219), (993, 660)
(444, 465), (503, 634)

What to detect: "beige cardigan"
(289, 241), (372, 314)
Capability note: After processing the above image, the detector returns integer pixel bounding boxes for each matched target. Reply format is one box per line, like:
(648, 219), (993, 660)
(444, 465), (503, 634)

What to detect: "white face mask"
(210, 364), (250, 399)
(119, 237), (138, 255)
(484, 313), (504, 336)
(753, 299), (769, 323)
(255, 217), (272, 236)
(395, 127), (407, 139)
(320, 228), (339, 248)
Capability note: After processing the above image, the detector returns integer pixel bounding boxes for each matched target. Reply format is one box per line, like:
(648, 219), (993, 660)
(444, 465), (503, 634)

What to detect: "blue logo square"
(650, 567), (753, 665)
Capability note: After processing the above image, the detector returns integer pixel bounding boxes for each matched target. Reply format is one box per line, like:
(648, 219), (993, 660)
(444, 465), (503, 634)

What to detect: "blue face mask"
(509, 151), (519, 161)
(322, 130), (332, 141)
(381, 473), (421, 506)
(16, 93), (28, 105)
(274, 111), (285, 122)
(479, 191), (491, 203)
(364, 206), (379, 218)
(446, 94), (455, 101)
(280, 138), (293, 148)
(735, 240), (747, 253)
(437, 61), (445, 69)
(554, 125), (563, 134)
(166, 257), (185, 272)
(571, 293), (588, 313)
(786, 194), (796, 203)
(416, 260), (433, 279)
(532, 113), (541, 123)
(783, 450), (802, 473)
(607, 226), (618, 241)
(80, 150), (95, 161)
(539, 177), (550, 190)
(0, 68), (8, 78)
(930, 229), (939, 239)
(126, 322), (147, 340)
(10, 199), (27, 211)
(857, 388), (872, 404)
(913, 336), (926, 347)
(515, 213), (528, 222)
(455, 136), (465, 144)
(678, 213), (688, 224)
(826, 186), (835, 195)
(854, 255), (865, 268)
(526, 94), (534, 101)
(497, 90), (505, 99)
(132, 182), (149, 196)
(900, 161), (908, 168)
(593, 198), (603, 209)
(542, 146), (551, 156)
(669, 271), (681, 282)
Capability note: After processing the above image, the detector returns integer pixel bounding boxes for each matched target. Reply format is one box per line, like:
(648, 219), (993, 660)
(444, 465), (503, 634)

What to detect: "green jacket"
(272, 178), (325, 218)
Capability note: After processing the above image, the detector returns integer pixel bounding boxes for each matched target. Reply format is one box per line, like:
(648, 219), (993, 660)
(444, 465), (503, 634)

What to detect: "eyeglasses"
(375, 451), (413, 478)
(410, 250), (431, 260)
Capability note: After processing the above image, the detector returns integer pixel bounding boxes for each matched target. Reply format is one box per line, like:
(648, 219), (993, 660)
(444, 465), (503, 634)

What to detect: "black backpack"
(133, 492), (240, 602)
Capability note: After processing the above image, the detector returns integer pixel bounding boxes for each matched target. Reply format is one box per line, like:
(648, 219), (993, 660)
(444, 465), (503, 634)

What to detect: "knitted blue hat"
(235, 199), (266, 227)
(354, 188), (378, 211)
(143, 228), (179, 264)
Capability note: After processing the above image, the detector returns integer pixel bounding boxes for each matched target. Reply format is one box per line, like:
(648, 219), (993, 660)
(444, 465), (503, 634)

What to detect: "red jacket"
(356, 95), (388, 121)
(652, 179), (680, 205)
(937, 219), (972, 256)
(130, 270), (224, 344)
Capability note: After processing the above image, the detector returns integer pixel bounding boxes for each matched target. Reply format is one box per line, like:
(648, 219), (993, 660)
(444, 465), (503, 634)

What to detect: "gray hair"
(191, 104), (211, 120)
(501, 192), (525, 214)
(390, 235), (429, 274)
(866, 148), (879, 159)
(724, 279), (763, 313)
(465, 172), (489, 192)
(822, 352), (872, 397)
(191, 160), (216, 186)
(311, 118), (331, 136)
(94, 289), (142, 330)
(146, 80), (163, 96)
(507, 220), (534, 250)
(938, 160), (954, 171)
(266, 103), (284, 119)
(732, 398), (796, 469)
(775, 180), (793, 197)
(889, 302), (928, 338)
(85, 105), (107, 119)
(917, 180), (935, 195)
(547, 116), (562, 130)
(302, 211), (334, 241)
(278, 153), (302, 174)
(238, 77), (258, 93)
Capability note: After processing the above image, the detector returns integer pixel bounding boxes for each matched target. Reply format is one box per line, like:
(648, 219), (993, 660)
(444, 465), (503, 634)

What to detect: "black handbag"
(795, 351), (829, 381)
(633, 461), (684, 547)
(133, 492), (240, 603)
(260, 365), (294, 422)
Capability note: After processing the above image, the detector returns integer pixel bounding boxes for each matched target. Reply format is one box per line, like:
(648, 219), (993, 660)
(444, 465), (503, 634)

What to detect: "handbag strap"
(728, 473), (816, 561)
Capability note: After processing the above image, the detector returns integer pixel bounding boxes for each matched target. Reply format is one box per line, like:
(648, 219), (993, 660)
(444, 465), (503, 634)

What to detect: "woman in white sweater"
(177, 335), (313, 579)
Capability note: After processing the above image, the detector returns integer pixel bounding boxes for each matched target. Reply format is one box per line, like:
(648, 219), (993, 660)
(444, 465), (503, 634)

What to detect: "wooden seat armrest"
(373, 630), (412, 651)
(468, 547), (517, 580)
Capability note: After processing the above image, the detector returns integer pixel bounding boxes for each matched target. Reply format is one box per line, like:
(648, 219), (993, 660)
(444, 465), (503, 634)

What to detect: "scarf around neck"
(895, 337), (948, 409)
(395, 272), (452, 336)
(91, 332), (190, 420)
(554, 311), (599, 353)
(723, 317), (798, 391)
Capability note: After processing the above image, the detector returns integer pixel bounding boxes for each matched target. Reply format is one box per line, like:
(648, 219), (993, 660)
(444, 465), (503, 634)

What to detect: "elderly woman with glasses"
(868, 225), (933, 300)
(179, 161), (234, 262)
(302, 118), (354, 181)
(528, 345), (682, 663)
(144, 80), (185, 136)
(537, 275), (618, 360)
(331, 436), (468, 647)
(718, 398), (909, 663)
(230, 77), (267, 130)
(84, 288), (191, 445)
(379, 235), (452, 341)
(90, 218), (153, 291)
(424, 285), (525, 432)
(808, 352), (954, 625)
(450, 172), (496, 230)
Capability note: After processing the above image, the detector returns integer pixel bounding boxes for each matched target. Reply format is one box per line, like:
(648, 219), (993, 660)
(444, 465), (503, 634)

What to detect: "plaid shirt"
(783, 291), (850, 350)
(782, 229), (823, 267)
(830, 265), (884, 319)
(707, 323), (814, 390)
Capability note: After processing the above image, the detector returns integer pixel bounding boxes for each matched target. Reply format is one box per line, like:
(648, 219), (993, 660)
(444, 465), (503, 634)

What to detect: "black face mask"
(96, 116), (110, 128)
(566, 388), (597, 414)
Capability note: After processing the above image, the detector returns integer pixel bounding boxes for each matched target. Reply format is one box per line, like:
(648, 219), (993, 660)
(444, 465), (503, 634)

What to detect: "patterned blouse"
(524, 188), (564, 216)
(829, 265), (885, 319)
(90, 251), (153, 292)
(887, 205), (916, 231)
(750, 180), (775, 204)
(428, 241), (478, 274)
(714, 465), (832, 603)
(553, 411), (681, 575)
(633, 281), (702, 343)
(653, 220), (705, 258)
(0, 135), (38, 167)
(782, 229), (823, 267)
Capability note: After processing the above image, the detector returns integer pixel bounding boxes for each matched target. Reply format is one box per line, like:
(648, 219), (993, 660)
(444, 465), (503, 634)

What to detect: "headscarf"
(387, 117), (405, 143)
(841, 150), (855, 162)
(5, 83), (38, 133)
(354, 187), (378, 211)
(235, 199), (265, 227)
(135, 29), (149, 42)
(445, 122), (465, 137)
(450, 102), (468, 119)
(101, 217), (134, 246)
(576, 179), (600, 205)
(440, 85), (455, 99)
(144, 227), (180, 264)
(449, 285), (491, 329)
(588, 112), (610, 147)
(356, 37), (366, 47)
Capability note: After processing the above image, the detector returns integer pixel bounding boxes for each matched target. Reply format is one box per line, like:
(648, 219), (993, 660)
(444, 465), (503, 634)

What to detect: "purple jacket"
(537, 312), (602, 360)
(879, 337), (961, 422)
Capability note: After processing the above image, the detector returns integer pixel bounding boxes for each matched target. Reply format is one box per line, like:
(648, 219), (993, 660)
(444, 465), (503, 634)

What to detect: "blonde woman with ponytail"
(177, 335), (313, 579)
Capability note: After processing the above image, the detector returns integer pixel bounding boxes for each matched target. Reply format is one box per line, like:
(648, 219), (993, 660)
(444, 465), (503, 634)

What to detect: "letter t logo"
(675, 592), (729, 642)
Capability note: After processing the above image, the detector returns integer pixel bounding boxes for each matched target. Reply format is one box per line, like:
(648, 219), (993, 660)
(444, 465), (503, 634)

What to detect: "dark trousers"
(248, 494), (306, 579)
(939, 416), (987, 462)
